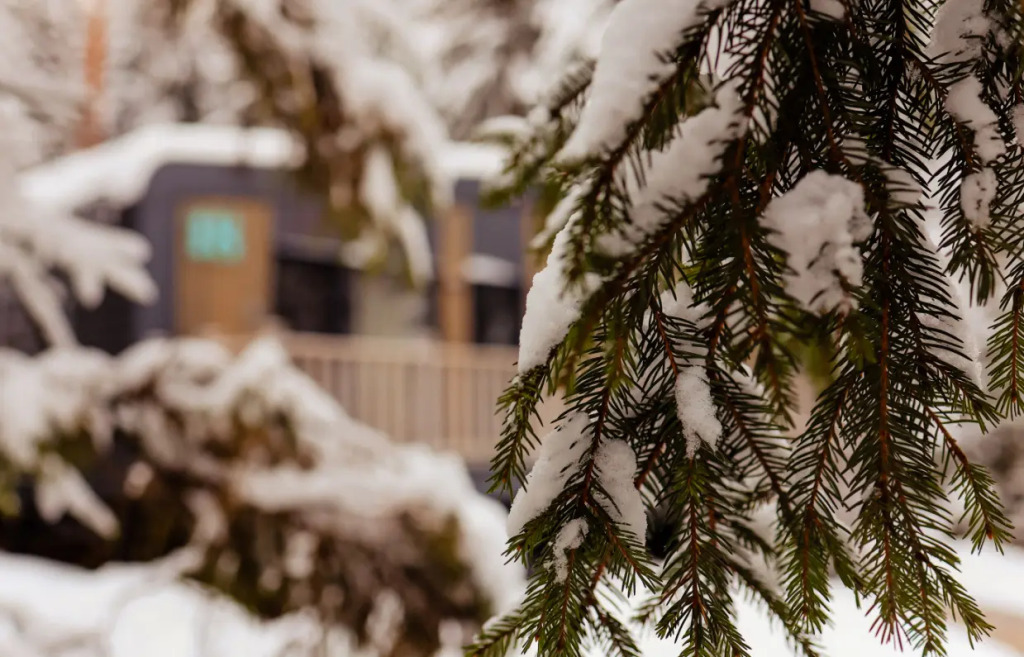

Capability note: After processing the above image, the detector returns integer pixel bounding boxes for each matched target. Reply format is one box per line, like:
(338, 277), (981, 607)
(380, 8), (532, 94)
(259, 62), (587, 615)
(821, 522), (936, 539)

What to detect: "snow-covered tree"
(0, 337), (520, 656)
(0, 0), (155, 350)
(104, 0), (452, 285)
(475, 1), (1024, 656)
(402, 0), (615, 140)
(0, 6), (520, 654)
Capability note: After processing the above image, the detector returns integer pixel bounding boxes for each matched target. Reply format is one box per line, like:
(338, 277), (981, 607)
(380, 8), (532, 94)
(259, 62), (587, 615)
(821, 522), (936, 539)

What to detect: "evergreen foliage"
(474, 1), (1024, 655)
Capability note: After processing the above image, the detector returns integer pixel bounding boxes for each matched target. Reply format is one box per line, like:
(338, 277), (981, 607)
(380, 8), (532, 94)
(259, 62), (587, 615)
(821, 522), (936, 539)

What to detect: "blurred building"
(6, 124), (547, 493)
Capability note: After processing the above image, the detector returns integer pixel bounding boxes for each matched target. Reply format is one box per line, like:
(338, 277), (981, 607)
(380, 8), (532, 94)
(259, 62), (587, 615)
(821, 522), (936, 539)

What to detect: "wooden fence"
(264, 332), (559, 464)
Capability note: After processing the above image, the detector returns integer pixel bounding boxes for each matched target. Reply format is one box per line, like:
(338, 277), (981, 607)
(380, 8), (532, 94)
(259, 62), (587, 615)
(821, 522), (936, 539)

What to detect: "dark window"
(472, 284), (522, 345)
(274, 257), (351, 334)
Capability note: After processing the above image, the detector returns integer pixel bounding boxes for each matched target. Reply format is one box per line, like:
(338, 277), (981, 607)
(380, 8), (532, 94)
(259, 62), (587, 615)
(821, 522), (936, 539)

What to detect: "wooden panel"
(438, 204), (472, 342)
(213, 331), (563, 464)
(175, 197), (274, 337)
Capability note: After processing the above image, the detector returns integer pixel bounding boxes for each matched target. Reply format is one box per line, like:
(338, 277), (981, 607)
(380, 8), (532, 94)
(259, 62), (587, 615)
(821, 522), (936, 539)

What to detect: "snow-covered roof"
(19, 124), (301, 215)
(437, 141), (508, 182)
(17, 123), (509, 216)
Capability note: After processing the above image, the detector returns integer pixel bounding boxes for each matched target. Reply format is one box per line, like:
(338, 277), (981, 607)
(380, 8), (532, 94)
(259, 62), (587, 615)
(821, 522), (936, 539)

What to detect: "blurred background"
(3, 1), (1024, 657)
(0, 1), (611, 656)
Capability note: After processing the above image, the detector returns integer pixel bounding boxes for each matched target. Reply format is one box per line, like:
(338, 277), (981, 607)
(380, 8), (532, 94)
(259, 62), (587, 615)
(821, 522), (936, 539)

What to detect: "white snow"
(916, 231), (988, 388)
(559, 0), (737, 161)
(517, 216), (601, 373)
(360, 147), (435, 285)
(437, 141), (509, 181)
(0, 550), (375, 657)
(597, 81), (747, 257)
(0, 347), (111, 468)
(0, 335), (525, 620)
(674, 366), (723, 458)
(0, 164), (156, 347)
(550, 518), (589, 582)
(507, 412), (592, 536)
(2, 540), (1023, 657)
(960, 168), (998, 229)
(460, 254), (520, 288)
(945, 76), (1006, 164)
(594, 438), (646, 542)
(19, 123), (300, 215)
(809, 0), (845, 19)
(661, 279), (710, 328)
(761, 170), (871, 314)
(929, 0), (990, 64)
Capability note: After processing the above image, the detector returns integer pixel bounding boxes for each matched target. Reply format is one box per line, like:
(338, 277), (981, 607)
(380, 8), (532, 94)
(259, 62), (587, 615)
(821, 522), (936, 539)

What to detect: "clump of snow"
(559, 0), (737, 161)
(661, 279), (711, 333)
(761, 170), (871, 314)
(597, 81), (747, 257)
(550, 518), (589, 582)
(945, 76), (1005, 164)
(507, 413), (592, 536)
(517, 217), (601, 373)
(674, 366), (722, 458)
(594, 438), (646, 542)
(809, 0), (845, 20)
(929, 0), (990, 64)
(961, 168), (997, 229)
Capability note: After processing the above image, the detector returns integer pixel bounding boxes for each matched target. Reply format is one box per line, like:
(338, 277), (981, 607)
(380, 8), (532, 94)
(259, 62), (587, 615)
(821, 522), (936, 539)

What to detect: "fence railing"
(256, 332), (560, 464)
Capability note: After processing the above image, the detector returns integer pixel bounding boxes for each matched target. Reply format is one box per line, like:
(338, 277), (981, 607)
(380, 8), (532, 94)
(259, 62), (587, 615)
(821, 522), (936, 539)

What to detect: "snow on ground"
(1, 519), (1022, 657)
(0, 550), (369, 657)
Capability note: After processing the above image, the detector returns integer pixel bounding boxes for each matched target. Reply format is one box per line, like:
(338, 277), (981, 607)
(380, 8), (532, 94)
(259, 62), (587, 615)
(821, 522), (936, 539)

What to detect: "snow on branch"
(929, 0), (992, 64)
(761, 170), (871, 314)
(558, 0), (737, 162)
(945, 76), (1006, 165)
(593, 438), (645, 542)
(0, 336), (523, 645)
(517, 82), (745, 373)
(506, 412), (592, 537)
(517, 216), (601, 374)
(597, 81), (747, 257)
(0, 188), (156, 347)
(674, 366), (722, 458)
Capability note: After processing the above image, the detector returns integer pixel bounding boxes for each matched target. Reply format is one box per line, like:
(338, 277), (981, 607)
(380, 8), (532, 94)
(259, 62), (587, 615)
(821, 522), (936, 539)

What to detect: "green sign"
(185, 209), (245, 263)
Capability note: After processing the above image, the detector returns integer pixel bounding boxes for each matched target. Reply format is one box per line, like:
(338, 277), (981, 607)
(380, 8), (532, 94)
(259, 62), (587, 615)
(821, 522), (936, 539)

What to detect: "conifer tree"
(473, 0), (1024, 655)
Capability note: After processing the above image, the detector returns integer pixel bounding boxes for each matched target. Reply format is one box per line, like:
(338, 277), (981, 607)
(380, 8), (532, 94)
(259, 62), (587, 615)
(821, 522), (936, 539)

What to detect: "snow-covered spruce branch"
(482, 0), (1024, 655)
(0, 338), (521, 656)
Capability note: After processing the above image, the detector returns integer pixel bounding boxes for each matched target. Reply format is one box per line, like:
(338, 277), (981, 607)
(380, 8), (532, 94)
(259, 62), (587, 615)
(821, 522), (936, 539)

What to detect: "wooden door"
(174, 196), (274, 337)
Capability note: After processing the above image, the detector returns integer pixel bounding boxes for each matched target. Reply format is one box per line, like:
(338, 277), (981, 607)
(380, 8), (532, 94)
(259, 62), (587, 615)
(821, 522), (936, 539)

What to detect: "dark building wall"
(133, 163), (339, 339)
(73, 162), (532, 351)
